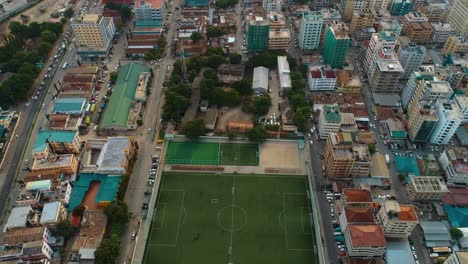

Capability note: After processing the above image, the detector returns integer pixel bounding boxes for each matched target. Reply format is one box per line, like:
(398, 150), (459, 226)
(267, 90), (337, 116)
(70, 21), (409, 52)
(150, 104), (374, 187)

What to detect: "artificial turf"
(142, 172), (318, 264)
(219, 143), (258, 166)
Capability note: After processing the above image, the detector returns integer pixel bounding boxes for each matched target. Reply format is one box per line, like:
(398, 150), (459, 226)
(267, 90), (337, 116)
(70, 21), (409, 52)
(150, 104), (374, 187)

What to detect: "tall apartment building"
(71, 14), (116, 58)
(430, 100), (463, 144)
(402, 71), (437, 109)
(368, 48), (404, 93)
(318, 104), (341, 139)
(247, 17), (270, 51)
(378, 19), (402, 37)
(403, 12), (433, 44)
(406, 176), (449, 200)
(323, 22), (350, 68)
(439, 147), (468, 185)
(299, 11), (323, 50)
(417, 0), (450, 22)
(389, 0), (412, 16)
(134, 0), (164, 22)
(350, 10), (375, 33)
(323, 133), (371, 178)
(397, 44), (426, 79)
(442, 35), (468, 55)
(344, 224), (387, 257)
(364, 31), (397, 72)
(268, 12), (286, 31)
(376, 201), (418, 238)
(431, 23), (454, 45)
(308, 65), (337, 91)
(408, 101), (439, 142)
(340, 0), (368, 22)
(262, 0), (282, 12)
(448, 0), (468, 37)
(268, 29), (290, 50)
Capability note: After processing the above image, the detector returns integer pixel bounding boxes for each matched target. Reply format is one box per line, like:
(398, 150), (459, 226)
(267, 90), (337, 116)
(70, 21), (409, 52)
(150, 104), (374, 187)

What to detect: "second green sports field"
(142, 172), (318, 264)
(165, 141), (259, 166)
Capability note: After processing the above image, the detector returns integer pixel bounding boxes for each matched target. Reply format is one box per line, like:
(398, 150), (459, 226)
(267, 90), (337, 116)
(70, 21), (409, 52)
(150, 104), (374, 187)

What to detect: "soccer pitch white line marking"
(282, 193), (289, 250)
(283, 193), (314, 252)
(174, 191), (186, 246)
(300, 207), (312, 235)
(154, 203), (167, 230)
(228, 172), (237, 264)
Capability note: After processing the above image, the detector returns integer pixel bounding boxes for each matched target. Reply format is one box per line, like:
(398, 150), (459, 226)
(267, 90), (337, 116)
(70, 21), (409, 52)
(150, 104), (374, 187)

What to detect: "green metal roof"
(391, 131), (407, 139)
(33, 130), (76, 153)
(324, 104), (341, 123)
(52, 98), (86, 114)
(25, 180), (52, 191)
(101, 63), (150, 129)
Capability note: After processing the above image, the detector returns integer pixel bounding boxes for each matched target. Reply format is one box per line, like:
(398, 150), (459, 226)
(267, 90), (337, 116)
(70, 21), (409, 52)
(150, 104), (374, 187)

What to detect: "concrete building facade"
(448, 0), (468, 37)
(406, 176), (449, 200)
(323, 22), (350, 68)
(308, 65), (337, 91)
(397, 43), (426, 79)
(71, 14), (116, 58)
(430, 100), (463, 145)
(134, 0), (164, 21)
(247, 17), (270, 51)
(402, 12), (433, 44)
(299, 11), (323, 50)
(376, 201), (418, 238)
(319, 104), (342, 139)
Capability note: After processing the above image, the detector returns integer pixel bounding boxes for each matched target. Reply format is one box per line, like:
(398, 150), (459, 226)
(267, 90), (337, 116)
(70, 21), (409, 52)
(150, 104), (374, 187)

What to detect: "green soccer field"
(143, 172), (318, 264)
(165, 141), (259, 166)
(219, 143), (258, 166)
(165, 141), (220, 165)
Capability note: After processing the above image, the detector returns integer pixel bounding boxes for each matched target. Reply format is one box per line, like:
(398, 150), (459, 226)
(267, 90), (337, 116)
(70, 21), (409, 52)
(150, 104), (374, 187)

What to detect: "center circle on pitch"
(217, 205), (247, 231)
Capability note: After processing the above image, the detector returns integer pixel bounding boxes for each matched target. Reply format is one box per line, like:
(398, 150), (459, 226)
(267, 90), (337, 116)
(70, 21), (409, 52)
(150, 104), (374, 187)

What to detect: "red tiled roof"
(348, 224), (386, 247)
(399, 206), (418, 221)
(311, 70), (322, 78)
(344, 207), (375, 223)
(325, 70), (336, 78)
(2, 227), (45, 245)
(135, 0), (164, 8)
(343, 189), (373, 203)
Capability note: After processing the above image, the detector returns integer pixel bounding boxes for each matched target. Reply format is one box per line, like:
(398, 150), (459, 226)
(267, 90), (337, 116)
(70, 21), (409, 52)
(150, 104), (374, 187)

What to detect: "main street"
(0, 0), (88, 223)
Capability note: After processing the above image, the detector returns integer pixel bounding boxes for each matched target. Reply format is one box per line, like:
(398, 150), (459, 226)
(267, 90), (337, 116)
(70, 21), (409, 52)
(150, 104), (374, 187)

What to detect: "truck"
(385, 154), (390, 164)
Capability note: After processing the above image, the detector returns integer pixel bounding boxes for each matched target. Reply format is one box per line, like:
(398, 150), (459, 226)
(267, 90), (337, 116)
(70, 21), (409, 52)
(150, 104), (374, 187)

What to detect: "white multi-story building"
(430, 99), (463, 145)
(367, 47), (404, 93)
(447, 0), (468, 37)
(406, 176), (449, 200)
(454, 94), (468, 123)
(376, 201), (419, 238)
(344, 224), (387, 257)
(134, 0), (165, 21)
(262, 0), (282, 12)
(364, 31), (397, 72)
(397, 43), (426, 79)
(439, 147), (468, 185)
(318, 104), (341, 139)
(402, 70), (436, 109)
(308, 65), (336, 91)
(431, 22), (454, 44)
(299, 11), (323, 50)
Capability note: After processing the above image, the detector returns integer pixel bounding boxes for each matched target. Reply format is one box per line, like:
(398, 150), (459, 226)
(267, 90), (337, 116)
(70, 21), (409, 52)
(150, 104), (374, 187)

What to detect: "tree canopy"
(206, 26), (224, 38)
(55, 219), (74, 240)
(104, 200), (130, 224)
(190, 32), (203, 42)
(216, 0), (238, 8)
(182, 119), (205, 140)
(246, 126), (267, 142)
(63, 7), (74, 18)
(95, 235), (120, 264)
(450, 227), (464, 239)
(229, 53), (242, 64)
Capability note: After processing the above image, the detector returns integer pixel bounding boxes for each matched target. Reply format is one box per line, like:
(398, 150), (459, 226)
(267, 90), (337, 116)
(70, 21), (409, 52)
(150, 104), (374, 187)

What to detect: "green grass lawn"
(219, 143), (258, 166)
(143, 172), (318, 264)
(165, 141), (220, 165)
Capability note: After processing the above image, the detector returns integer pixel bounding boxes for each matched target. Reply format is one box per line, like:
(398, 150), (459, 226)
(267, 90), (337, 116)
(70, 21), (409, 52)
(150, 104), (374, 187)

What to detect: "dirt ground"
(259, 141), (300, 169)
(215, 106), (252, 131)
(0, 0), (71, 37)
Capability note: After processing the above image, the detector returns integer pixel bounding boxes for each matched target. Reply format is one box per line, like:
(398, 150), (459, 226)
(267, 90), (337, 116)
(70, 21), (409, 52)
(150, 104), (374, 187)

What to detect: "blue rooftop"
(33, 130), (76, 153)
(444, 205), (468, 228)
(394, 156), (421, 176)
(0, 125), (3, 138)
(68, 173), (121, 211)
(52, 98), (86, 114)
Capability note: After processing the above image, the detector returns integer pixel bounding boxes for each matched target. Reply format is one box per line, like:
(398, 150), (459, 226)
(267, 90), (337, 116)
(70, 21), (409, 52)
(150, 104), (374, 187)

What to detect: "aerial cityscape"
(0, 0), (467, 262)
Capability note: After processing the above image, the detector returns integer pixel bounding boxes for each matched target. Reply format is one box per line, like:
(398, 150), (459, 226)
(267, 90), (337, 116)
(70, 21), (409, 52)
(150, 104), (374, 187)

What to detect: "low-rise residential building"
(335, 70), (361, 93)
(442, 35), (468, 55)
(32, 130), (81, 159)
(308, 65), (336, 91)
(31, 154), (79, 176)
(252, 66), (269, 95)
(81, 137), (138, 175)
(439, 147), (468, 185)
(15, 180), (72, 208)
(268, 29), (290, 50)
(2, 227), (52, 246)
(340, 188), (374, 208)
(402, 12), (433, 44)
(370, 153), (390, 178)
(39, 201), (67, 226)
(376, 201), (418, 238)
(344, 224), (387, 257)
(318, 104), (341, 139)
(406, 176), (449, 200)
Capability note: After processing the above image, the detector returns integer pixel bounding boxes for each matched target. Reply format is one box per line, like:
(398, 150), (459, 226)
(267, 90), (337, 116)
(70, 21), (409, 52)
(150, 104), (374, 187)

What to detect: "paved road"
(350, 47), (431, 264)
(0, 0), (87, 222)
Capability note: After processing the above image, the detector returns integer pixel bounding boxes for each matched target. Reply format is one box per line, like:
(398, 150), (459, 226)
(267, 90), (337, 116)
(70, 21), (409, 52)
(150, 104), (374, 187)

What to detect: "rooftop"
(33, 130), (76, 153)
(344, 207), (375, 223)
(32, 154), (76, 170)
(323, 104), (341, 123)
(68, 173), (121, 211)
(135, 0), (164, 8)
(455, 251), (468, 263)
(442, 187), (468, 207)
(52, 98), (86, 114)
(409, 176), (448, 192)
(2, 227), (45, 245)
(329, 22), (349, 39)
(101, 63), (150, 129)
(79, 14), (101, 23)
(348, 224), (386, 247)
(386, 241), (415, 264)
(40, 201), (61, 225)
(343, 188), (373, 203)
(444, 205), (468, 228)
(3, 206), (31, 232)
(370, 153), (390, 178)
(252, 66), (269, 90)
(96, 137), (132, 171)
